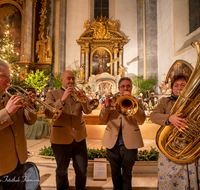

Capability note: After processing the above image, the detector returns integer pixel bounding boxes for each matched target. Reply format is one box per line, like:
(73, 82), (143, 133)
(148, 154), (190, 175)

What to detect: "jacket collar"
(168, 93), (178, 101)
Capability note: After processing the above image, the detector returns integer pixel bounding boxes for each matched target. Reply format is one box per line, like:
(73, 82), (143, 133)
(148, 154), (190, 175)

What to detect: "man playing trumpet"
(99, 77), (146, 190)
(0, 59), (37, 190)
(45, 70), (92, 190)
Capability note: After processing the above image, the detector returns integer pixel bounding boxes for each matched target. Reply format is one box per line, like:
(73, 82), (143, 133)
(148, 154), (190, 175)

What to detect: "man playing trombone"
(0, 59), (37, 190)
(99, 77), (146, 190)
(45, 70), (92, 190)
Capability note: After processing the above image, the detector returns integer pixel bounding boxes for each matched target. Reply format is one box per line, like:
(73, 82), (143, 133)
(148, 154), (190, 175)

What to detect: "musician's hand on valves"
(78, 89), (85, 97)
(61, 86), (74, 103)
(105, 94), (113, 108)
(169, 113), (187, 129)
(5, 95), (25, 116)
(27, 91), (36, 107)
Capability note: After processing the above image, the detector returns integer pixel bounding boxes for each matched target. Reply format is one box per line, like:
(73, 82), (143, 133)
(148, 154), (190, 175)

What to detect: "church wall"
(115, 0), (138, 76)
(157, 0), (197, 85)
(65, 0), (89, 70)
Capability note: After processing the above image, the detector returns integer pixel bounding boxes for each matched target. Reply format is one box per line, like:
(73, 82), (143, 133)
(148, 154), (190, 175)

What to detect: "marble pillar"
(23, 0), (33, 61)
(54, 0), (60, 76)
(59, 0), (66, 75)
(137, 0), (158, 79)
(31, 1), (36, 62)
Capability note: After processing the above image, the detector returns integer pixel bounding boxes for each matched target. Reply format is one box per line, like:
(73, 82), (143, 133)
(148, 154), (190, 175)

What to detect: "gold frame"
(90, 47), (113, 76)
(165, 59), (193, 84)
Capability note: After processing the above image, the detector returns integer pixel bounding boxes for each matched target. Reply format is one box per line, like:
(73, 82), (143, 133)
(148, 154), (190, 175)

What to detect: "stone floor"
(27, 138), (158, 190)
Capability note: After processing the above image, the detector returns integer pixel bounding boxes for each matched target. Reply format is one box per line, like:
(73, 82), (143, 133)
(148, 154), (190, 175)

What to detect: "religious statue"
(77, 64), (85, 83)
(36, 35), (46, 63)
(36, 27), (52, 64)
(45, 27), (52, 62)
(118, 64), (125, 78)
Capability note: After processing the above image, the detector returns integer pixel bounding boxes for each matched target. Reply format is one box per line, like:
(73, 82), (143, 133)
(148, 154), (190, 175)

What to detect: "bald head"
(61, 70), (75, 88)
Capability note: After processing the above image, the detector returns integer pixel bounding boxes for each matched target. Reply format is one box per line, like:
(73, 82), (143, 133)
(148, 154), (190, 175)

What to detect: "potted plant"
(132, 76), (157, 98)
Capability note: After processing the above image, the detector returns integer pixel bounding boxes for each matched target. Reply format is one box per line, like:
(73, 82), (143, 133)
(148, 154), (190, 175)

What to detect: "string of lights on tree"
(0, 24), (26, 86)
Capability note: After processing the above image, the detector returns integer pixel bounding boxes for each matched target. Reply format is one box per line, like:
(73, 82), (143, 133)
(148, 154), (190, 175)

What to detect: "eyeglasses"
(119, 85), (132, 88)
(0, 75), (10, 79)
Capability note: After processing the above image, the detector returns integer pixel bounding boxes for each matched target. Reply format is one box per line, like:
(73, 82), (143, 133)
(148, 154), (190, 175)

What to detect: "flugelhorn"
(110, 91), (138, 116)
(6, 85), (62, 121)
(67, 84), (99, 110)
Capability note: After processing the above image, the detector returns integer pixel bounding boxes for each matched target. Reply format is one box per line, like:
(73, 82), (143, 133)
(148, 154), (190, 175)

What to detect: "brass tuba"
(6, 85), (62, 121)
(156, 41), (200, 164)
(111, 92), (138, 117)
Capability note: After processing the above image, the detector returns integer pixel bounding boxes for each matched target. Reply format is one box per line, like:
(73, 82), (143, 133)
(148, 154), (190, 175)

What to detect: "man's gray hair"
(0, 59), (10, 70)
(118, 77), (132, 86)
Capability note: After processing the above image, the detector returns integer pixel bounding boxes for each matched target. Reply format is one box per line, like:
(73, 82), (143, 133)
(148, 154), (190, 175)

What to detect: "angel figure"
(118, 64), (125, 78)
(77, 64), (85, 82)
(83, 20), (90, 30)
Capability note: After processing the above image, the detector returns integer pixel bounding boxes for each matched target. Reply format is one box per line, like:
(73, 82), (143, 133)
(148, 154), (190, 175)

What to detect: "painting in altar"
(0, 4), (21, 55)
(165, 60), (193, 84)
(92, 48), (111, 75)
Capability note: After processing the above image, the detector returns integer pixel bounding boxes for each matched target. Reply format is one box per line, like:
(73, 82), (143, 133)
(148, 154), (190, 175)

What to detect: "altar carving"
(35, 0), (52, 65)
(89, 72), (120, 97)
(77, 16), (127, 82)
(118, 64), (125, 78)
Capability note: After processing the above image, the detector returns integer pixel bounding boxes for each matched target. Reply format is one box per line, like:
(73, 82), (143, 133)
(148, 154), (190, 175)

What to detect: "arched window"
(189, 0), (200, 33)
(94, 0), (109, 19)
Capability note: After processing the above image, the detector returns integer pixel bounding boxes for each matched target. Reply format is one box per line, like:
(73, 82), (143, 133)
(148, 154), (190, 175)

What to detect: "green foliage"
(25, 70), (49, 92)
(39, 146), (159, 161)
(72, 70), (78, 80)
(137, 147), (159, 161)
(39, 146), (55, 160)
(132, 76), (157, 97)
(0, 24), (26, 86)
(87, 147), (107, 160)
(53, 76), (63, 89)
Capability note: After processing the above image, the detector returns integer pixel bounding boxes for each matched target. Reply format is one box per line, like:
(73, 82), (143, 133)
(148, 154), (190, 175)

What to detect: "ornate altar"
(77, 16), (127, 83)
(0, 0), (52, 80)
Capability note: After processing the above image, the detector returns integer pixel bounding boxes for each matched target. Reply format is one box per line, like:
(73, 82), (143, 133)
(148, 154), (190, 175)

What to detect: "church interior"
(0, 0), (199, 189)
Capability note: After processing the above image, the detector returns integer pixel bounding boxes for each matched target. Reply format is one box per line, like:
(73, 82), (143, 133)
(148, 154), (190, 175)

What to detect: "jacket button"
(72, 111), (74, 113)
(15, 133), (18, 136)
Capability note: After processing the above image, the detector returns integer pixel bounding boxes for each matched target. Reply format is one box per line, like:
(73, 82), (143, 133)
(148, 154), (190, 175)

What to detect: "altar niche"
(91, 47), (112, 75)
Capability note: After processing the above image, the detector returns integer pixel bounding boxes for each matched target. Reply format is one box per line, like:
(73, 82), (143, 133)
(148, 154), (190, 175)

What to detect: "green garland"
(39, 146), (159, 161)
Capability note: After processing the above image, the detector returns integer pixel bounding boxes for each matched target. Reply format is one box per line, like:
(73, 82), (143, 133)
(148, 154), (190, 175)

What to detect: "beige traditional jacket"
(150, 97), (176, 126)
(99, 98), (146, 149)
(0, 93), (37, 176)
(45, 88), (92, 144)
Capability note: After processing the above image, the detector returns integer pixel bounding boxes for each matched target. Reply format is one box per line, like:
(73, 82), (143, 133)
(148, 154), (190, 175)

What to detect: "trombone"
(6, 85), (62, 121)
(67, 84), (99, 110)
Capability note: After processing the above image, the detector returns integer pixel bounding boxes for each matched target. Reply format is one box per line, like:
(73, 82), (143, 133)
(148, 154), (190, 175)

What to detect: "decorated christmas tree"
(0, 24), (25, 86)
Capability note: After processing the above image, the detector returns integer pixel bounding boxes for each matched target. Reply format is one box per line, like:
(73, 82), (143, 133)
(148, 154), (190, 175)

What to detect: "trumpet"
(6, 85), (62, 121)
(67, 84), (99, 110)
(110, 91), (138, 116)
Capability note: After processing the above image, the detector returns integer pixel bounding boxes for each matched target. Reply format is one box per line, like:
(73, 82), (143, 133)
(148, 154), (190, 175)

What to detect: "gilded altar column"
(85, 47), (89, 82)
(22, 0), (33, 61)
(119, 50), (123, 66)
(81, 50), (85, 65)
(54, 0), (60, 76)
(114, 47), (118, 76)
